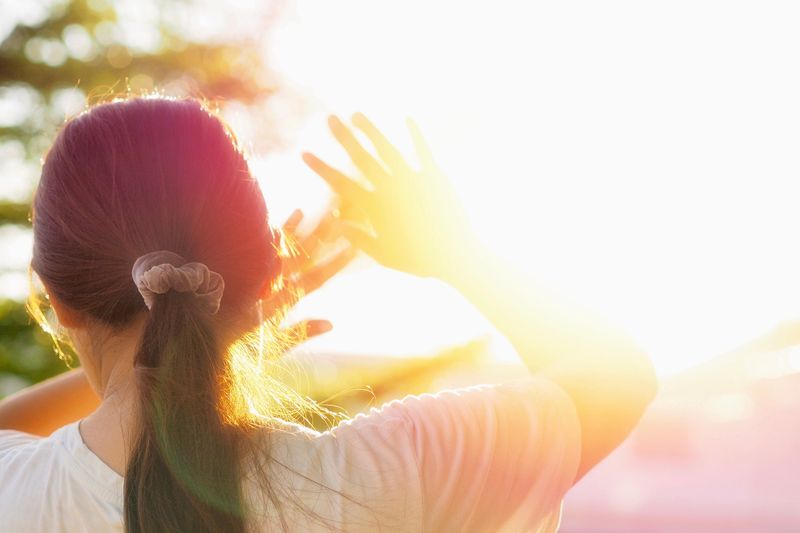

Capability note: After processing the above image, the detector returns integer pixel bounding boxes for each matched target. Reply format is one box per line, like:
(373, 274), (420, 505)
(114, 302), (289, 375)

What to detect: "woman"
(0, 95), (657, 532)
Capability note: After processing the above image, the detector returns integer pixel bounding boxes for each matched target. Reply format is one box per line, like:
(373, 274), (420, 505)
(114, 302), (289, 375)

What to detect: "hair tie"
(131, 250), (225, 315)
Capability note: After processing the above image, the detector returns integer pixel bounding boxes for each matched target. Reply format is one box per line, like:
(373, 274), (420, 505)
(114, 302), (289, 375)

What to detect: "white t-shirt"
(0, 376), (581, 532)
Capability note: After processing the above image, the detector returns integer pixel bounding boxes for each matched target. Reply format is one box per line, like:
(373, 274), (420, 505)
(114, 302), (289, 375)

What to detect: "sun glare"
(255, 0), (800, 378)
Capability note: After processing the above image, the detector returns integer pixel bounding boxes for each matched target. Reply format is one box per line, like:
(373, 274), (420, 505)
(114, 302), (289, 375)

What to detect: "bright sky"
(253, 0), (800, 377)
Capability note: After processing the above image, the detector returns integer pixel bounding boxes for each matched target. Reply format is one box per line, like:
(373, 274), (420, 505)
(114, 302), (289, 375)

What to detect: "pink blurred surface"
(560, 343), (800, 533)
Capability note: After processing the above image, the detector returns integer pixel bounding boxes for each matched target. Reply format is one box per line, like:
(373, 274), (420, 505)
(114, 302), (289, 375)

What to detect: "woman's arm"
(0, 368), (100, 436)
(303, 113), (658, 482)
(438, 243), (657, 481)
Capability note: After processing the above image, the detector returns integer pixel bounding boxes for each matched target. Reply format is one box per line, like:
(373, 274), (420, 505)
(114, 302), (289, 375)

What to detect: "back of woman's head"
(30, 95), (281, 532)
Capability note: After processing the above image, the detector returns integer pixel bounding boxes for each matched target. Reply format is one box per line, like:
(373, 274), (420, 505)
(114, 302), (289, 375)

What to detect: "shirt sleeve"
(0, 430), (38, 454)
(390, 376), (582, 532)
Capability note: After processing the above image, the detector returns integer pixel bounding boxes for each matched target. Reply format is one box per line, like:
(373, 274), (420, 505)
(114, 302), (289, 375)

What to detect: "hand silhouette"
(302, 113), (478, 279)
(261, 206), (355, 340)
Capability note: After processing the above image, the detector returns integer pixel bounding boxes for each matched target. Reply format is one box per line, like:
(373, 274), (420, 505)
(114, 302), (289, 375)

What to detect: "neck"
(78, 319), (145, 476)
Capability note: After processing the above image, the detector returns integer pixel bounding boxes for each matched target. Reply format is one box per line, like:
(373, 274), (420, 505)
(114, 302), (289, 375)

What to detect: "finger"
(351, 112), (410, 173)
(278, 210), (306, 271)
(328, 115), (388, 186)
(406, 117), (437, 170)
(276, 229), (306, 279)
(302, 152), (371, 203)
(304, 319), (333, 338)
(295, 244), (358, 295)
(282, 209), (304, 235)
(282, 319), (333, 345)
(264, 243), (357, 318)
(261, 285), (298, 317)
(300, 213), (349, 262)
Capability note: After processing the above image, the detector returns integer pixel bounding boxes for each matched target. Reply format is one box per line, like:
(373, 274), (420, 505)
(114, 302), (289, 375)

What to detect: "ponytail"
(124, 291), (245, 533)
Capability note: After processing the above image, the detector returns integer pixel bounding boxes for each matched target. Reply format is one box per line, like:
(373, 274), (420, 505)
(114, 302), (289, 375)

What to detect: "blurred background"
(1, 0), (799, 530)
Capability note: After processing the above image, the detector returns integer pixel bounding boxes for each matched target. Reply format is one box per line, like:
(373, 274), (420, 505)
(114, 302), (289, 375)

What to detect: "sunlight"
(260, 0), (800, 377)
(4, 3), (799, 530)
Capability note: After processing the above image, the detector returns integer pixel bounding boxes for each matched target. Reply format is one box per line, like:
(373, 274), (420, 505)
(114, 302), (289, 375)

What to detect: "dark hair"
(30, 95), (282, 532)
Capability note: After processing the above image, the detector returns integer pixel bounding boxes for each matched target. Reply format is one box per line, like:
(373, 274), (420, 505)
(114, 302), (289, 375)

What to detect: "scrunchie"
(131, 250), (225, 315)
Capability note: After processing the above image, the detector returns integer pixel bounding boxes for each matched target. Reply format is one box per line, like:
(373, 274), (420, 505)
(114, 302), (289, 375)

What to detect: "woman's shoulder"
(0, 426), (63, 472)
(246, 410), (425, 531)
(264, 375), (579, 450)
(0, 422), (124, 531)
(1, 421), (124, 499)
(324, 375), (580, 440)
(0, 427), (41, 455)
(248, 377), (580, 532)
(0, 429), (54, 528)
(259, 375), (580, 480)
(0, 421), (110, 481)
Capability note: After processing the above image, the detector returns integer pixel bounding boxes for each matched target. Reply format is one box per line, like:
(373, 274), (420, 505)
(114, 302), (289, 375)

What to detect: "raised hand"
(302, 113), (479, 279)
(261, 206), (356, 339)
(301, 113), (658, 488)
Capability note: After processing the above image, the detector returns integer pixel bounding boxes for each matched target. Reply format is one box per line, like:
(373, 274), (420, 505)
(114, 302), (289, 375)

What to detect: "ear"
(44, 285), (86, 329)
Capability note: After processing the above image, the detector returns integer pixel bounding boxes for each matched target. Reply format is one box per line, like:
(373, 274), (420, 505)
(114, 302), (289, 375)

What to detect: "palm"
(302, 113), (476, 279)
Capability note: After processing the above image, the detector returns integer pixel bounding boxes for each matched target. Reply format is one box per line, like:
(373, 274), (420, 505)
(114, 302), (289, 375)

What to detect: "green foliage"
(0, 201), (30, 226)
(0, 0), (277, 153)
(0, 298), (66, 395)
